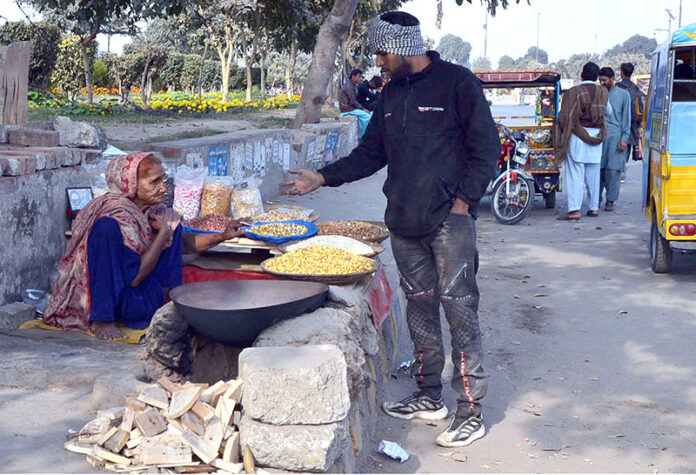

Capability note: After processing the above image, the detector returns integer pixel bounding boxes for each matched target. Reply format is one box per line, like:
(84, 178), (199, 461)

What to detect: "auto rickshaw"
(642, 23), (696, 273)
(475, 71), (562, 212)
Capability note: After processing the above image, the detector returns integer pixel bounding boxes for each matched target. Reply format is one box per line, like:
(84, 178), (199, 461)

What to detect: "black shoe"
(605, 201), (615, 211)
(435, 412), (485, 447)
(382, 391), (448, 421)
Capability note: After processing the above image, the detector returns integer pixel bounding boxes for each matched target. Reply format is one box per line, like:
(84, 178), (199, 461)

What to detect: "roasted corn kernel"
(254, 210), (308, 222)
(265, 246), (375, 275)
(247, 222), (308, 237)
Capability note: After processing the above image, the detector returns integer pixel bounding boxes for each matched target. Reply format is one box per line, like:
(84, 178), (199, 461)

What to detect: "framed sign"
(66, 187), (94, 211)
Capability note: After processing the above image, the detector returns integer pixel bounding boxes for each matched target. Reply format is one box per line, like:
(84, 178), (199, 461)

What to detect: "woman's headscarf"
(44, 152), (172, 332)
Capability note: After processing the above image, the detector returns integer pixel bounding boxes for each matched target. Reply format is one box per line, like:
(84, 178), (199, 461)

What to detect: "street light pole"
(666, 8), (675, 36)
(536, 12), (540, 62)
(483, 9), (488, 58)
(679, 0), (683, 28)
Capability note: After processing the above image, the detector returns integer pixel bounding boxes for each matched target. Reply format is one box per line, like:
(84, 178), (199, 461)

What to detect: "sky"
(0, 0), (695, 64)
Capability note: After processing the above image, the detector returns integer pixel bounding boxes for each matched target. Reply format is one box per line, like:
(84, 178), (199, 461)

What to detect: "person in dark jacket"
(616, 62), (645, 163)
(281, 10), (500, 448)
(358, 75), (383, 111)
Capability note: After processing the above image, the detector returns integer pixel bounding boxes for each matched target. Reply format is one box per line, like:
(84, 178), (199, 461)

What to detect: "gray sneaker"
(382, 391), (448, 421)
(435, 413), (485, 447)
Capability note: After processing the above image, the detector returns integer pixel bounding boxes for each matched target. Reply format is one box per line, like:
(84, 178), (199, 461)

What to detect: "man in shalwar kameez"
(598, 67), (631, 212)
(555, 62), (608, 220)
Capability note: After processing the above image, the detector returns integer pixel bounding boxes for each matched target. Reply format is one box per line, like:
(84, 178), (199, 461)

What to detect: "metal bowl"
(169, 280), (329, 347)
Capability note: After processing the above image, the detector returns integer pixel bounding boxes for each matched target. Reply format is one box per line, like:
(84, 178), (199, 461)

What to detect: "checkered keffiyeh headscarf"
(368, 11), (427, 57)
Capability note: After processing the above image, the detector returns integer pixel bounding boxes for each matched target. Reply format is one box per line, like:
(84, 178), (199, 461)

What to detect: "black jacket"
(357, 82), (380, 111)
(319, 51), (500, 238)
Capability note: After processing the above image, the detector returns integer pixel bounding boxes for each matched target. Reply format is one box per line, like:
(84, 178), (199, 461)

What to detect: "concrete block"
(7, 128), (59, 148)
(0, 176), (17, 193)
(3, 155), (37, 176)
(239, 344), (349, 425)
(0, 157), (7, 175)
(73, 148), (103, 164)
(240, 415), (348, 472)
(0, 125), (20, 143)
(0, 302), (35, 330)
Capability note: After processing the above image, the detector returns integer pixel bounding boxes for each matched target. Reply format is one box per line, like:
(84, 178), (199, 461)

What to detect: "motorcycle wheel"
(544, 190), (556, 209)
(490, 175), (534, 225)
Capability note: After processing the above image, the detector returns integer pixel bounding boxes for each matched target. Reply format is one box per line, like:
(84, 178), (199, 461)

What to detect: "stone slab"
(239, 344), (349, 425)
(239, 415), (348, 472)
(0, 125), (20, 143)
(7, 128), (59, 148)
(3, 155), (37, 176)
(0, 302), (35, 330)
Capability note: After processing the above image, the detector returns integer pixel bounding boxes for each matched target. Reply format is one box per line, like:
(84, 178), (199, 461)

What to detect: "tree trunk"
(141, 53), (152, 108)
(260, 47), (267, 98)
(79, 38), (94, 106)
(285, 37), (298, 100)
(198, 41), (209, 101)
(221, 63), (231, 102)
(292, 0), (359, 128)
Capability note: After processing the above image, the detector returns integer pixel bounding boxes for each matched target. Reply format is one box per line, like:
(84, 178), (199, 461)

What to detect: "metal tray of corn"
(316, 220), (390, 244)
(260, 246), (379, 285)
(278, 235), (384, 258)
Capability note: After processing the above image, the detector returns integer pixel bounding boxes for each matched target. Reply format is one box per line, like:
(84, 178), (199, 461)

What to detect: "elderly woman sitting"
(44, 152), (245, 340)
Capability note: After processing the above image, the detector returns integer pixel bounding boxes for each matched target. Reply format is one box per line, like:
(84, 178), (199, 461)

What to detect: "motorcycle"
(489, 123), (535, 225)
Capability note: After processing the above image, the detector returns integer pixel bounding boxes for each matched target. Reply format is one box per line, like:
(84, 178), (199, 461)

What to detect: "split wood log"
(103, 430), (130, 453)
(157, 376), (180, 395)
(141, 436), (192, 465)
(97, 407), (125, 422)
(121, 408), (135, 432)
(93, 446), (131, 466)
(167, 387), (202, 419)
(134, 408), (168, 437)
(64, 440), (94, 455)
(125, 396), (147, 412)
(223, 380), (243, 403)
(242, 444), (255, 474)
(211, 459), (243, 474)
(190, 401), (214, 422)
(180, 430), (217, 464)
(137, 386), (169, 410)
(97, 427), (119, 446)
(222, 432), (240, 463)
(200, 381), (228, 406)
(181, 412), (205, 436)
(202, 416), (224, 454)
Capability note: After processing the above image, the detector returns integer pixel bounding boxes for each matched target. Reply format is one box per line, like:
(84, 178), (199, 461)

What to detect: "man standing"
(338, 68), (372, 139)
(616, 62), (646, 164)
(555, 62), (608, 220)
(281, 11), (500, 447)
(598, 67), (631, 212)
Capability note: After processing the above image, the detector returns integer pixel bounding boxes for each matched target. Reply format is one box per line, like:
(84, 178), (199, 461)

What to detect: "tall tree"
(435, 34), (471, 66)
(606, 34), (657, 57)
(471, 56), (492, 70)
(519, 46), (548, 65)
(27, 0), (191, 105)
(498, 54), (515, 70)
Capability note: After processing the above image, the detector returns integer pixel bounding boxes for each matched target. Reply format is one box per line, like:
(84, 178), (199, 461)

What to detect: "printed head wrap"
(368, 11), (427, 57)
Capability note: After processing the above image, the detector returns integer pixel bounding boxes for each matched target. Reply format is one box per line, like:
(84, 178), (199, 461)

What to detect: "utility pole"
(666, 8), (675, 36)
(535, 12), (540, 62)
(679, 0), (683, 28)
(483, 9), (488, 58)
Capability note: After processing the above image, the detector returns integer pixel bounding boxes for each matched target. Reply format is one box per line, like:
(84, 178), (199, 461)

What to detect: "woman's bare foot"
(91, 321), (125, 340)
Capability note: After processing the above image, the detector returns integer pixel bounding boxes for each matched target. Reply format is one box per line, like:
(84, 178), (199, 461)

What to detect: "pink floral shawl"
(44, 152), (175, 332)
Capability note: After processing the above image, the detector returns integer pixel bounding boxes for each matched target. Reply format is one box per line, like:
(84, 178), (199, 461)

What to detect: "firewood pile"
(63, 377), (257, 474)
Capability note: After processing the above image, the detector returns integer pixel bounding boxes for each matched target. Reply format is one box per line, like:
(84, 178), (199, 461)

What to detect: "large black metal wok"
(169, 280), (329, 347)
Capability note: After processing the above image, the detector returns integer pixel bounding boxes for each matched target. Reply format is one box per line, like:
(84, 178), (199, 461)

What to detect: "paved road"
(289, 161), (696, 473)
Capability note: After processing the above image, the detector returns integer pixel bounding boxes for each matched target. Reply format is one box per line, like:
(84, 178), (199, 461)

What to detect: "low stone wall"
(146, 117), (358, 200)
(0, 165), (89, 304)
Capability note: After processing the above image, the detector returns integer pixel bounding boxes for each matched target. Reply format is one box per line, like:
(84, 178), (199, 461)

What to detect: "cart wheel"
(650, 211), (672, 273)
(544, 190), (556, 209)
(490, 176), (534, 225)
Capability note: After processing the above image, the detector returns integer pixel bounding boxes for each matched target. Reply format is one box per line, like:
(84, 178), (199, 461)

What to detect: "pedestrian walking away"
(280, 10), (500, 448)
(599, 67), (631, 212)
(555, 62), (608, 220)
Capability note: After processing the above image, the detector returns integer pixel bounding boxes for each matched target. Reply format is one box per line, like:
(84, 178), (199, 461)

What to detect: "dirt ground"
(1, 148), (696, 472)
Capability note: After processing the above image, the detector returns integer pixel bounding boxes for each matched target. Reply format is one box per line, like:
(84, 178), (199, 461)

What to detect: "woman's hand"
(222, 218), (249, 241)
(149, 214), (174, 242)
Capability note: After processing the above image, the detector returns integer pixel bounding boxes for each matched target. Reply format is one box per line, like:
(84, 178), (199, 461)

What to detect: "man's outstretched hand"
(280, 169), (326, 195)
